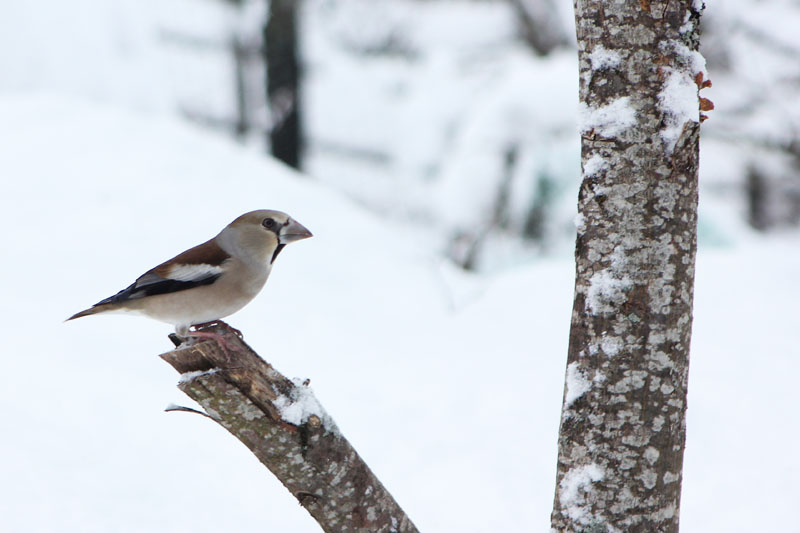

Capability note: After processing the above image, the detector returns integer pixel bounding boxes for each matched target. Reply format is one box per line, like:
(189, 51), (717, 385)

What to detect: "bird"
(67, 210), (312, 345)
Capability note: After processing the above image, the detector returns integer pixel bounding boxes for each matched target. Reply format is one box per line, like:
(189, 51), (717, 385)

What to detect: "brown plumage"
(152, 239), (230, 277)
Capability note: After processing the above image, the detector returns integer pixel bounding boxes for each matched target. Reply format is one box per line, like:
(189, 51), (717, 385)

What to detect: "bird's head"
(222, 209), (312, 264)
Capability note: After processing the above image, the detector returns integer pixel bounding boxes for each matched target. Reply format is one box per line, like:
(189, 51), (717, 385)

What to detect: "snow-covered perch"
(159, 324), (418, 533)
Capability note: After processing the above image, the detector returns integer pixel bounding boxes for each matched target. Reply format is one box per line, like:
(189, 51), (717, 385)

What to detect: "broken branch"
(159, 324), (418, 533)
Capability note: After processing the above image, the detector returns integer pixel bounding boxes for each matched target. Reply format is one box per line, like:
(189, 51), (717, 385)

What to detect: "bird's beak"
(279, 218), (313, 244)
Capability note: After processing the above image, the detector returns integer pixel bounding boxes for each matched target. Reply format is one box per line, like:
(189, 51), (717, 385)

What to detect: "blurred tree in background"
(164, 0), (303, 169)
(699, 1), (800, 231)
(509, 0), (569, 55)
(162, 0), (799, 268)
(264, 0), (303, 169)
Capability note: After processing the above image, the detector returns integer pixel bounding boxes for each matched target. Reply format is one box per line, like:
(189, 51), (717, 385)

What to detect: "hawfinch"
(68, 210), (312, 338)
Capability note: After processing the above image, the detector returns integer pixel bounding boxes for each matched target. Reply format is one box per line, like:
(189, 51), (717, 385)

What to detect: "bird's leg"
(192, 320), (244, 339)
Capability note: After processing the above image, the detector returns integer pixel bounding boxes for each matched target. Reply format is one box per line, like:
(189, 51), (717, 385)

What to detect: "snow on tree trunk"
(551, 1), (706, 532)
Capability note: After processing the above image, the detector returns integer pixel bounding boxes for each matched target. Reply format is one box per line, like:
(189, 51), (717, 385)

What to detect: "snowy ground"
(1, 0), (799, 531)
(0, 95), (798, 532)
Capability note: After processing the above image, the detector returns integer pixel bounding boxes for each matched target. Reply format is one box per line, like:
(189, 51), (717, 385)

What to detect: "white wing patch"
(166, 263), (226, 282)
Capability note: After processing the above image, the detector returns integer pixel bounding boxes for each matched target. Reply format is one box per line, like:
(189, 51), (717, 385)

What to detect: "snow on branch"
(159, 324), (418, 533)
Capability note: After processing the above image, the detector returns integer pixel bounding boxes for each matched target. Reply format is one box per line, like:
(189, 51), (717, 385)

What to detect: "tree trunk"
(161, 325), (418, 533)
(264, 0), (303, 169)
(551, 1), (706, 532)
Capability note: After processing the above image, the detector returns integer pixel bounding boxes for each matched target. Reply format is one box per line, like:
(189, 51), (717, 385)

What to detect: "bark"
(160, 325), (418, 533)
(551, 1), (705, 532)
(264, 0), (303, 169)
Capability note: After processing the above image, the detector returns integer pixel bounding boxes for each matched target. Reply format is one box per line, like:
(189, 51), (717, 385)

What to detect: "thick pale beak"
(279, 218), (313, 244)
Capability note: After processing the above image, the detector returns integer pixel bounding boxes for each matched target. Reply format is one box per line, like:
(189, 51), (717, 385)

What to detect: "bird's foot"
(192, 320), (244, 339)
(185, 329), (241, 364)
(168, 322), (244, 367)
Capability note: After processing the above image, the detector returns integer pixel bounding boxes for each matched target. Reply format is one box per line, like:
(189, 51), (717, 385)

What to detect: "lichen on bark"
(551, 1), (705, 532)
(161, 327), (418, 533)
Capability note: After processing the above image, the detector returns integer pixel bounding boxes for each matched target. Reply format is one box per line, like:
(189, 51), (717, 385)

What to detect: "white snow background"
(1, 1), (799, 532)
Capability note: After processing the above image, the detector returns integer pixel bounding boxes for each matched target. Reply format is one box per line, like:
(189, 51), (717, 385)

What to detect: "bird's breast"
(227, 260), (271, 297)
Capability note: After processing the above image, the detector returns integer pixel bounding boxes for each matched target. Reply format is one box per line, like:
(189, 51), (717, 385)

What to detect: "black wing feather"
(94, 272), (222, 306)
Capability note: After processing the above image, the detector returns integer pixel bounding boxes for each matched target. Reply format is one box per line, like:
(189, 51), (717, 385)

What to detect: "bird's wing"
(94, 239), (231, 305)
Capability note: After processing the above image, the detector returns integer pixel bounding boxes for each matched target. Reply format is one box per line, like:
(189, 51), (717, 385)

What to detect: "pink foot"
(192, 320), (244, 339)
(186, 329), (239, 362)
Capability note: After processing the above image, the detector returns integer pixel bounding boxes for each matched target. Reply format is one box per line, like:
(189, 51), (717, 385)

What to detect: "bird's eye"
(262, 217), (276, 229)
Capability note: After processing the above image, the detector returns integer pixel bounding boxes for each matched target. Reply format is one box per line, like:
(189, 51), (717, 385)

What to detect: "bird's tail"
(65, 305), (109, 322)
